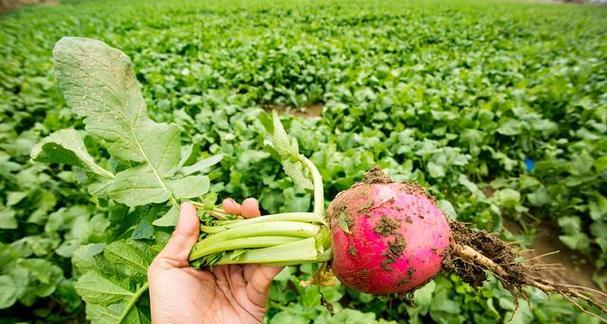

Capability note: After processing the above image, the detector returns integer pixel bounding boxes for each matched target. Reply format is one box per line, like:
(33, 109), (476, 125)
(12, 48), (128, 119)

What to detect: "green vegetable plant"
(33, 37), (607, 323)
(30, 36), (333, 322)
(32, 37), (218, 322)
(3, 1), (606, 323)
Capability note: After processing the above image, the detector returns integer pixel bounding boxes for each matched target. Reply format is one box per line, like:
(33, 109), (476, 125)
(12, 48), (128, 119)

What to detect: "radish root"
(445, 221), (607, 321)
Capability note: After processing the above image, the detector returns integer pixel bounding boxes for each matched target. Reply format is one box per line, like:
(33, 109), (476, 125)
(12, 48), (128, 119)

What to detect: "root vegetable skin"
(328, 182), (451, 294)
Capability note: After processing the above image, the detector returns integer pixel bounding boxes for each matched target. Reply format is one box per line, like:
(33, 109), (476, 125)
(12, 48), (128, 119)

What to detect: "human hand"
(148, 198), (282, 324)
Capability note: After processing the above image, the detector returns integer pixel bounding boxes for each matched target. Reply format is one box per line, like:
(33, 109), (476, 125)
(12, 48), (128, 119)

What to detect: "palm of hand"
(150, 262), (277, 324)
(148, 199), (281, 324)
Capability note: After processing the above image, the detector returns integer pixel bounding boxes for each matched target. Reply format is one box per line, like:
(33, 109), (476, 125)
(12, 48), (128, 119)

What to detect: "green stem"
(117, 282), (149, 323)
(169, 196), (179, 209)
(300, 156), (324, 217)
(266, 248), (333, 266)
(190, 221), (321, 260)
(189, 236), (300, 260)
(214, 238), (319, 265)
(200, 212), (320, 233)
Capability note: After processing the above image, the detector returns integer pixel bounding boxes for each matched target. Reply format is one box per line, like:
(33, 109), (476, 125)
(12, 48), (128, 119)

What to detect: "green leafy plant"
(30, 37), (221, 322)
(32, 37), (607, 323)
(2, 0), (606, 322)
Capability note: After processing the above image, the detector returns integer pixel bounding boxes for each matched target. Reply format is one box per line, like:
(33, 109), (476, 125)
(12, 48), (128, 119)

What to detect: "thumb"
(247, 265), (283, 307)
(156, 202), (199, 265)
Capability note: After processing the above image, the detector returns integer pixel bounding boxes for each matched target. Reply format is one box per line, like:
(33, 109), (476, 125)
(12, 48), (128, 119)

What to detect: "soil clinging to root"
(444, 221), (532, 294)
(364, 166), (393, 184)
(445, 221), (607, 318)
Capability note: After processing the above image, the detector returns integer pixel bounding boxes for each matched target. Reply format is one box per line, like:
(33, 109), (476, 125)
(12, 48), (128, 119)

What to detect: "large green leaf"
(31, 129), (114, 179)
(75, 271), (134, 305)
(0, 274), (26, 309)
(0, 209), (17, 229)
(103, 241), (152, 276)
(52, 37), (186, 207)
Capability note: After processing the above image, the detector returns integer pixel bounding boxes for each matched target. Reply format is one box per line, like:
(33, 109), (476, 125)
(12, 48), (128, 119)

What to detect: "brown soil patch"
(504, 220), (599, 291)
(482, 185), (600, 291)
(0, 0), (56, 14)
(363, 166), (392, 184)
(374, 216), (400, 236)
(263, 103), (323, 118)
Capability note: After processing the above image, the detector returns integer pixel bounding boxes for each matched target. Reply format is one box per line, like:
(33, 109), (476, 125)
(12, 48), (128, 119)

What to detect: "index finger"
(241, 198), (261, 218)
(222, 198), (242, 215)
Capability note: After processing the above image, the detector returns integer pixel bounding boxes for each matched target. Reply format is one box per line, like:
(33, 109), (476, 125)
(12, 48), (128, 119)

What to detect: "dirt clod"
(363, 166), (393, 184)
(374, 216), (400, 236)
(386, 235), (406, 259)
(443, 222), (511, 288)
(380, 234), (407, 271)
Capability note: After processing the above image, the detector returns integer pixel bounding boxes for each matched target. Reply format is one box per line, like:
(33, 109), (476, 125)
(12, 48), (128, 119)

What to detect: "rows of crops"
(1, 0), (606, 322)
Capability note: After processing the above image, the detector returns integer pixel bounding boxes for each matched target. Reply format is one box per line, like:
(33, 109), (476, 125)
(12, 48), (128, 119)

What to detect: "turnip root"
(326, 168), (607, 318)
(327, 168), (450, 294)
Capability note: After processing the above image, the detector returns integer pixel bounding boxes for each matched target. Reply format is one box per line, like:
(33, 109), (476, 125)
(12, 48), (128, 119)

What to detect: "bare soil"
(263, 103), (323, 118)
(504, 220), (599, 291)
(0, 0), (56, 14)
(480, 186), (600, 292)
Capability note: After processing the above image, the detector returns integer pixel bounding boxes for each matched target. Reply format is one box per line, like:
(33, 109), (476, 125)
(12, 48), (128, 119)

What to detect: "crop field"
(1, 0), (607, 323)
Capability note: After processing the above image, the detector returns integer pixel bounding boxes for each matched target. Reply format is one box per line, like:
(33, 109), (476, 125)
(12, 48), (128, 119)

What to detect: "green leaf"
(414, 280), (436, 309)
(31, 129), (114, 179)
(430, 291), (460, 314)
(17, 259), (64, 298)
(181, 154), (223, 176)
(75, 271), (134, 305)
(28, 190), (57, 224)
(0, 209), (17, 229)
(559, 233), (590, 251)
(282, 159), (313, 190)
(88, 178), (115, 196)
(595, 156), (607, 172)
(270, 311), (308, 324)
(558, 216), (581, 234)
(458, 175), (485, 197)
(491, 189), (520, 208)
(331, 309), (378, 322)
(53, 37), (184, 207)
(166, 175), (210, 199)
(427, 162), (445, 178)
(589, 193), (607, 221)
(0, 274), (26, 309)
(53, 38), (175, 165)
(527, 187), (549, 207)
(6, 191), (27, 206)
(104, 241), (152, 276)
(73, 243), (105, 274)
(497, 119), (523, 136)
(508, 300), (533, 324)
(131, 219), (155, 240)
(153, 206), (179, 227)
(109, 165), (170, 206)
(590, 222), (607, 239)
(86, 303), (122, 324)
(438, 200), (457, 220)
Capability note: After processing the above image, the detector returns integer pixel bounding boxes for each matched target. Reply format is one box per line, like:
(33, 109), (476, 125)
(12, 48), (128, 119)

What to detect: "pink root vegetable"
(327, 170), (451, 294)
(323, 168), (607, 320)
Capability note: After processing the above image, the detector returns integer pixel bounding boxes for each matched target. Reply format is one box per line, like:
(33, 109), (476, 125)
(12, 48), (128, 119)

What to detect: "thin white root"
(521, 250), (560, 263)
